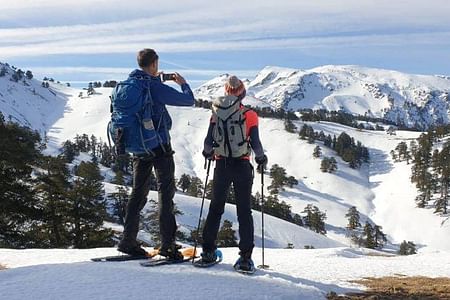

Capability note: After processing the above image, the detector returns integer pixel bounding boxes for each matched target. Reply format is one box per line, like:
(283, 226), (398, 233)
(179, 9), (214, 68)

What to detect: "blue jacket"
(128, 69), (194, 145)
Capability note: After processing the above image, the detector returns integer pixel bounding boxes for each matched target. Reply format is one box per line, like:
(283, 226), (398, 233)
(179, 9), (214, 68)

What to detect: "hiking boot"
(117, 241), (147, 256)
(159, 244), (184, 261)
(200, 250), (217, 263)
(237, 257), (254, 272)
(234, 251), (255, 272)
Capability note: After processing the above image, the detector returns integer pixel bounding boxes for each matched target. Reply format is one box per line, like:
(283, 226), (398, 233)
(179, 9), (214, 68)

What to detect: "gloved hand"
(202, 149), (214, 161)
(255, 154), (268, 173)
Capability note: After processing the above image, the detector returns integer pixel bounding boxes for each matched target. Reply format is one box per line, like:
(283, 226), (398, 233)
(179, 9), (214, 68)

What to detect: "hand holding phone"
(161, 73), (176, 81)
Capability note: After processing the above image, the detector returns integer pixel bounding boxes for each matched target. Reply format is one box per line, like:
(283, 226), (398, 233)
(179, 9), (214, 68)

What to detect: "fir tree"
(140, 199), (160, 245)
(320, 157), (330, 173)
(373, 225), (387, 249)
(313, 145), (322, 158)
(34, 156), (71, 247)
(345, 206), (361, 230)
(398, 240), (417, 255)
(362, 222), (376, 249)
(302, 204), (327, 234)
(109, 178), (128, 225)
(217, 220), (238, 247)
(62, 140), (78, 162)
(0, 120), (42, 247)
(0, 66), (6, 77)
(187, 176), (203, 197)
(25, 70), (33, 80)
(190, 219), (206, 244)
(68, 161), (113, 248)
(284, 118), (296, 133)
(178, 174), (192, 193)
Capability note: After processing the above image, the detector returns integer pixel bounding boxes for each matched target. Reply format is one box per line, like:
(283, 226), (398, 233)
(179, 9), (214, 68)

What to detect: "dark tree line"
(62, 133), (133, 175)
(195, 99), (299, 121)
(392, 129), (450, 214)
(300, 124), (369, 169)
(299, 109), (390, 130)
(0, 112), (113, 248)
(345, 206), (387, 249)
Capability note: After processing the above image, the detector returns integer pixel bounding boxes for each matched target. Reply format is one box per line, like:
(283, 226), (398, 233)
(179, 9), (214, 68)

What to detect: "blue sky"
(1, 0), (450, 88)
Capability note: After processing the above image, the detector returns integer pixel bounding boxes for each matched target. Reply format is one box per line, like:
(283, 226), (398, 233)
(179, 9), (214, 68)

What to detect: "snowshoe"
(193, 249), (223, 268)
(158, 243), (185, 261)
(233, 257), (256, 274)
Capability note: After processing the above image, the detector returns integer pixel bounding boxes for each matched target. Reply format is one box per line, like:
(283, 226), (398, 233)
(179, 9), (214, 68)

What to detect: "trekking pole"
(192, 158), (212, 263)
(258, 164), (269, 269)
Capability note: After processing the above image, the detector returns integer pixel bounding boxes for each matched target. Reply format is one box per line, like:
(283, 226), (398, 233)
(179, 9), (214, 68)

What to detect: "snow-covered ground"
(1, 64), (450, 299)
(1, 247), (450, 300)
(1, 69), (449, 251)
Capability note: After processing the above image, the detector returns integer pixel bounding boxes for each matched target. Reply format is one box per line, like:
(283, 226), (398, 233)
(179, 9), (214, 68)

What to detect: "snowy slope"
(195, 65), (450, 129)
(1, 247), (450, 300)
(1, 65), (450, 252)
(103, 183), (343, 249)
(0, 63), (68, 134)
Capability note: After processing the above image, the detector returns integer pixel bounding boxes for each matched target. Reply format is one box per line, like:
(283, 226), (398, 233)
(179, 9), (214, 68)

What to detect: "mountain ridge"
(195, 65), (450, 130)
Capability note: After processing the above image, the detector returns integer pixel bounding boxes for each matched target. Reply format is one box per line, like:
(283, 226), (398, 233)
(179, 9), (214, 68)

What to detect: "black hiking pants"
(122, 147), (177, 248)
(202, 159), (254, 257)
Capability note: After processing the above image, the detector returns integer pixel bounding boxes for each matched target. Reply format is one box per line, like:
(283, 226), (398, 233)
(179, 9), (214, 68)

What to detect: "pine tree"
(0, 66), (6, 77)
(310, 205), (327, 234)
(109, 184), (128, 225)
(373, 225), (387, 249)
(398, 240), (417, 255)
(320, 157), (330, 173)
(324, 134), (332, 147)
(0, 120), (42, 247)
(187, 176), (203, 197)
(345, 206), (361, 230)
(302, 204), (327, 234)
(363, 222), (376, 249)
(435, 143), (450, 214)
(299, 124), (309, 140)
(284, 118), (296, 133)
(62, 140), (78, 162)
(33, 156), (72, 247)
(68, 161), (113, 248)
(25, 70), (33, 80)
(217, 220), (238, 247)
(329, 157), (338, 173)
(190, 219), (206, 244)
(412, 133), (433, 208)
(178, 174), (192, 193)
(226, 184), (236, 204)
(140, 199), (160, 245)
(313, 145), (322, 158)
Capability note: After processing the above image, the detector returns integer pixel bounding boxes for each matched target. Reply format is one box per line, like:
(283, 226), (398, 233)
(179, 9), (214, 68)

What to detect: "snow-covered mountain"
(1, 63), (450, 252)
(195, 65), (450, 130)
(0, 63), (68, 134)
(2, 62), (450, 299)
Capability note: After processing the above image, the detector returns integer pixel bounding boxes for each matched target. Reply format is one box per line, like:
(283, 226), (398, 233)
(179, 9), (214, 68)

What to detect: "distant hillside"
(0, 62), (70, 133)
(195, 65), (450, 130)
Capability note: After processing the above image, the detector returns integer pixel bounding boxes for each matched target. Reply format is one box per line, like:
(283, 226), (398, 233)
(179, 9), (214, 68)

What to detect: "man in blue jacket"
(118, 48), (194, 260)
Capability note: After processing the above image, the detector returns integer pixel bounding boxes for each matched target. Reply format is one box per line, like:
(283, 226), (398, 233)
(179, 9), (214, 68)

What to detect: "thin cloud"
(30, 66), (259, 78)
(2, 30), (450, 59)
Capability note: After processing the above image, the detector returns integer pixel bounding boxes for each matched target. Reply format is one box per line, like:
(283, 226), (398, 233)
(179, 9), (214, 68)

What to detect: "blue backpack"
(108, 76), (163, 156)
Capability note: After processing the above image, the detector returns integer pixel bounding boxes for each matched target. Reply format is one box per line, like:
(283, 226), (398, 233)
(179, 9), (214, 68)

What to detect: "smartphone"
(161, 73), (176, 81)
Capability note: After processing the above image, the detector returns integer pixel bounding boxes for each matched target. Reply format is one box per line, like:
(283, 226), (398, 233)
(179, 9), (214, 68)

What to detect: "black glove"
(202, 149), (214, 161)
(255, 154), (268, 173)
